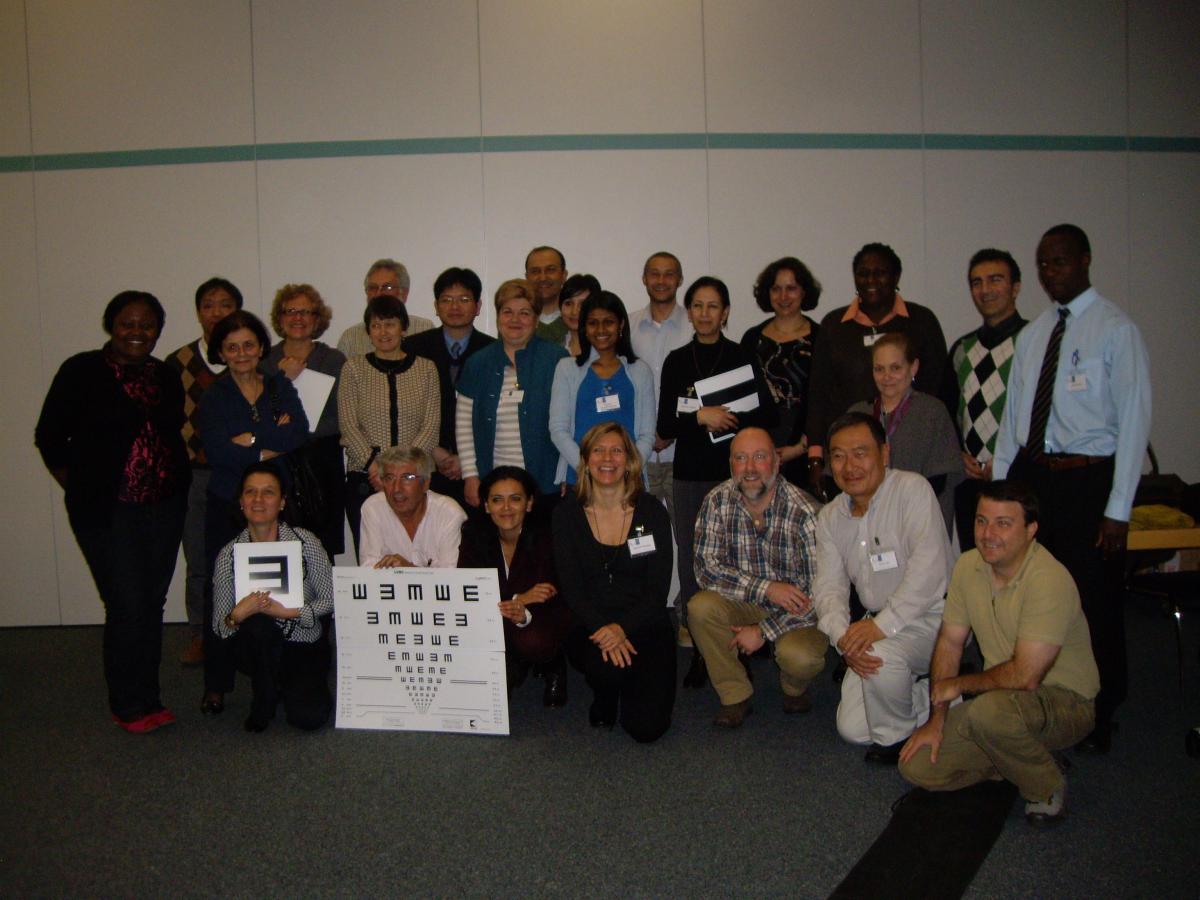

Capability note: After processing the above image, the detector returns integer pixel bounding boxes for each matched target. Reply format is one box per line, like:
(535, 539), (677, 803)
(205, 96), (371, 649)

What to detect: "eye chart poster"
(334, 567), (509, 735)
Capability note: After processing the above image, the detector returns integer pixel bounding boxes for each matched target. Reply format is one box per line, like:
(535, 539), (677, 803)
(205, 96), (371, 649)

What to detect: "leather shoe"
(682, 650), (708, 689)
(1074, 721), (1114, 754)
(713, 699), (752, 729)
(588, 698), (617, 729)
(1025, 782), (1067, 827)
(543, 654), (568, 708)
(200, 692), (225, 715)
(782, 691), (812, 714)
(864, 741), (904, 765)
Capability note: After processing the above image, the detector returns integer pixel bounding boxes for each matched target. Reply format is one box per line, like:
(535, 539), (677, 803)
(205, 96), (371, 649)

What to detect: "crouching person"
(899, 480), (1099, 827)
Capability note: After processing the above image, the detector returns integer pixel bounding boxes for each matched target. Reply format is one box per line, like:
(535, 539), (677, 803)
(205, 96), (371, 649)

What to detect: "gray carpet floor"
(1, 595), (1198, 898)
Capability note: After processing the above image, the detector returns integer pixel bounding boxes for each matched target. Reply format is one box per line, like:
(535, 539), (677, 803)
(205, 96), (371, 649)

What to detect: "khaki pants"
(688, 590), (827, 705)
(899, 685), (1095, 802)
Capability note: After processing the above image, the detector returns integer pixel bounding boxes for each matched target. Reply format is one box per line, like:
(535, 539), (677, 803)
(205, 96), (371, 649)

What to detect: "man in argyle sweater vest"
(164, 277), (241, 663)
(941, 249), (1025, 550)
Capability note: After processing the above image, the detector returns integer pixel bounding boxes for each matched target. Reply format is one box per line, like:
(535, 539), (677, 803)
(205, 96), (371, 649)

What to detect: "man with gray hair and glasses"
(358, 446), (465, 568)
(337, 258), (433, 357)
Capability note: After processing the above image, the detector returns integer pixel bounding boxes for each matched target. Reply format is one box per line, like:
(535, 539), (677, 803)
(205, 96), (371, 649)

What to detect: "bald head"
(730, 428), (779, 501)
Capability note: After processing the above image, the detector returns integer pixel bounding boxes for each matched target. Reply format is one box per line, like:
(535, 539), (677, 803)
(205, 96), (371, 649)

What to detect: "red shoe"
(112, 708), (176, 734)
(144, 708), (177, 729)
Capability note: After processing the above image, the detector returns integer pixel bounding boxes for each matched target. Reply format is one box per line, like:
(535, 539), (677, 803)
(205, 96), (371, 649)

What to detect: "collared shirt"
(441, 327), (473, 360)
(335, 313), (435, 357)
(840, 294), (910, 326)
(993, 287), (1152, 521)
(358, 490), (466, 568)
(812, 469), (951, 648)
(945, 541), (1099, 700)
(629, 302), (691, 462)
(694, 478), (821, 641)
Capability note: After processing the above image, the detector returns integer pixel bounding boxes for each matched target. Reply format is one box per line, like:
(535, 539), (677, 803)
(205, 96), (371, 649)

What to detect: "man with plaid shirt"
(690, 427), (827, 728)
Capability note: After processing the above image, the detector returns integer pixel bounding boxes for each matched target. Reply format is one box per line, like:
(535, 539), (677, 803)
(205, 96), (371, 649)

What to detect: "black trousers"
(208, 615), (332, 730)
(1009, 454), (1126, 724)
(954, 477), (985, 551)
(72, 493), (187, 720)
(567, 619), (677, 743)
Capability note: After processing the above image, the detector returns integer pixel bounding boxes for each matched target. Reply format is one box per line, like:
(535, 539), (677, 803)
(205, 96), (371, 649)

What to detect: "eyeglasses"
(366, 282), (401, 295)
(381, 472), (424, 484)
(283, 307), (316, 318)
(732, 451), (773, 464)
(437, 294), (476, 306)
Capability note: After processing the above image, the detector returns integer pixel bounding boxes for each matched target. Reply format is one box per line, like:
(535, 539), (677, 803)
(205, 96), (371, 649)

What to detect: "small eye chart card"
(334, 567), (508, 735)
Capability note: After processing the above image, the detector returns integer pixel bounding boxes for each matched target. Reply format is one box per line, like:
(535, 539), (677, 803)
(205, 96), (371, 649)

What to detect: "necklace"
(691, 338), (725, 381)
(586, 504), (632, 585)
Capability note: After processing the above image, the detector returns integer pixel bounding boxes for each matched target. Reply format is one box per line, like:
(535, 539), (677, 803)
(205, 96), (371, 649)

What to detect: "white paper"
(234, 541), (304, 609)
(333, 566), (509, 735)
(694, 364), (760, 444)
(293, 368), (336, 430)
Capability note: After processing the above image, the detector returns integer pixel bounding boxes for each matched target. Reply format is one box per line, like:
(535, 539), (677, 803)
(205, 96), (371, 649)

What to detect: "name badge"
(677, 396), (701, 414)
(863, 334), (882, 347)
(596, 393), (621, 412)
(628, 534), (656, 556)
(502, 388), (525, 403)
(1066, 374), (1087, 392)
(869, 550), (899, 572)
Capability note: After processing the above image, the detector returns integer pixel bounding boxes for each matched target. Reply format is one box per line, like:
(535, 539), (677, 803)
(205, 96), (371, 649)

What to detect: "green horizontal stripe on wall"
(34, 144), (256, 170)
(2, 133), (1197, 173)
(707, 133), (924, 150)
(256, 137), (482, 160)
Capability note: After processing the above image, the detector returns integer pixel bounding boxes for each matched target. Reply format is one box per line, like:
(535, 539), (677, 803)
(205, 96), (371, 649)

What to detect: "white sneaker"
(1025, 780), (1067, 827)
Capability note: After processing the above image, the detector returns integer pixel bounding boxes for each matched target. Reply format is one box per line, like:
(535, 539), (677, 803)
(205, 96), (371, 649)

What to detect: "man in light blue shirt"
(993, 223), (1151, 753)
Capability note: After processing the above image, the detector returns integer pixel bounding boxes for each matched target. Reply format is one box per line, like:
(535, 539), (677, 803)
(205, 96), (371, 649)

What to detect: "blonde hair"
(575, 422), (643, 508)
(270, 283), (333, 339)
(494, 278), (542, 316)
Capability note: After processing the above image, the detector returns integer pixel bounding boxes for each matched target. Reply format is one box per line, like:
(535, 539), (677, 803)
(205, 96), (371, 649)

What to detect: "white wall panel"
(707, 149), (927, 340)
(0, 174), (59, 626)
(26, 0), (253, 153)
(1129, 153), (1200, 482)
(921, 0), (1126, 135)
(479, 0), (706, 135)
(0, 0), (32, 157)
(252, 0), (482, 143)
(480, 150), (709, 319)
(255, 154), (486, 334)
(704, 0), (922, 133)
(33, 163), (260, 623)
(922, 150), (1129, 348)
(1128, 2), (1200, 136)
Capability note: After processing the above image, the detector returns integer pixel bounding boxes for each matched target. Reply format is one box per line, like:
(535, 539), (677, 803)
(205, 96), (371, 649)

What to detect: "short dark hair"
(194, 277), (244, 311)
(208, 310), (270, 365)
(684, 275), (731, 309)
(977, 479), (1040, 525)
(560, 273), (602, 304)
(363, 294), (410, 331)
(1042, 223), (1091, 256)
(852, 242), (903, 278)
(643, 251), (682, 277)
(525, 245), (566, 271)
(827, 411), (887, 449)
(967, 248), (1021, 284)
(103, 290), (165, 334)
(238, 460), (284, 495)
(479, 465), (539, 504)
(752, 257), (822, 313)
(433, 267), (482, 304)
(576, 291), (636, 366)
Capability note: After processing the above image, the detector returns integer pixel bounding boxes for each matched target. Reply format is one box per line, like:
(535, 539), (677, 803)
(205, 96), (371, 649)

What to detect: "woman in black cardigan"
(552, 423), (675, 743)
(35, 291), (191, 733)
(658, 276), (775, 689)
(457, 466), (570, 706)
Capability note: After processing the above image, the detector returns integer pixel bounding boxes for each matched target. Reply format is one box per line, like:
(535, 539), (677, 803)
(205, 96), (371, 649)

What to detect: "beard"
(736, 472), (776, 501)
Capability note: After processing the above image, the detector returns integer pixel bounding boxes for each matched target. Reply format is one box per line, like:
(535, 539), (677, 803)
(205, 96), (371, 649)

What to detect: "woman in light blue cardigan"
(549, 291), (656, 485)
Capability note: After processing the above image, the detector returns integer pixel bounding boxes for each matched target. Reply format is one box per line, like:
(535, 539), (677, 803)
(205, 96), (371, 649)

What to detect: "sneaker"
(1025, 782), (1067, 827)
(112, 711), (171, 734)
(179, 635), (205, 666)
(713, 699), (752, 729)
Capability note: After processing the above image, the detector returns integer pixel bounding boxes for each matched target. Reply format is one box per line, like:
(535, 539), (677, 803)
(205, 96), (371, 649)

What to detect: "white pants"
(836, 611), (940, 747)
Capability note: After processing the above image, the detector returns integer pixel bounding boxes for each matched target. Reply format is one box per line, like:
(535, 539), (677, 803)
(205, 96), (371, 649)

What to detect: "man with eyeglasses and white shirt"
(336, 258), (433, 357)
(358, 446), (465, 569)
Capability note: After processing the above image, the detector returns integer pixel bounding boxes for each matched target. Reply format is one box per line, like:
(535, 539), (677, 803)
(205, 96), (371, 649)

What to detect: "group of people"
(35, 223), (1150, 827)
